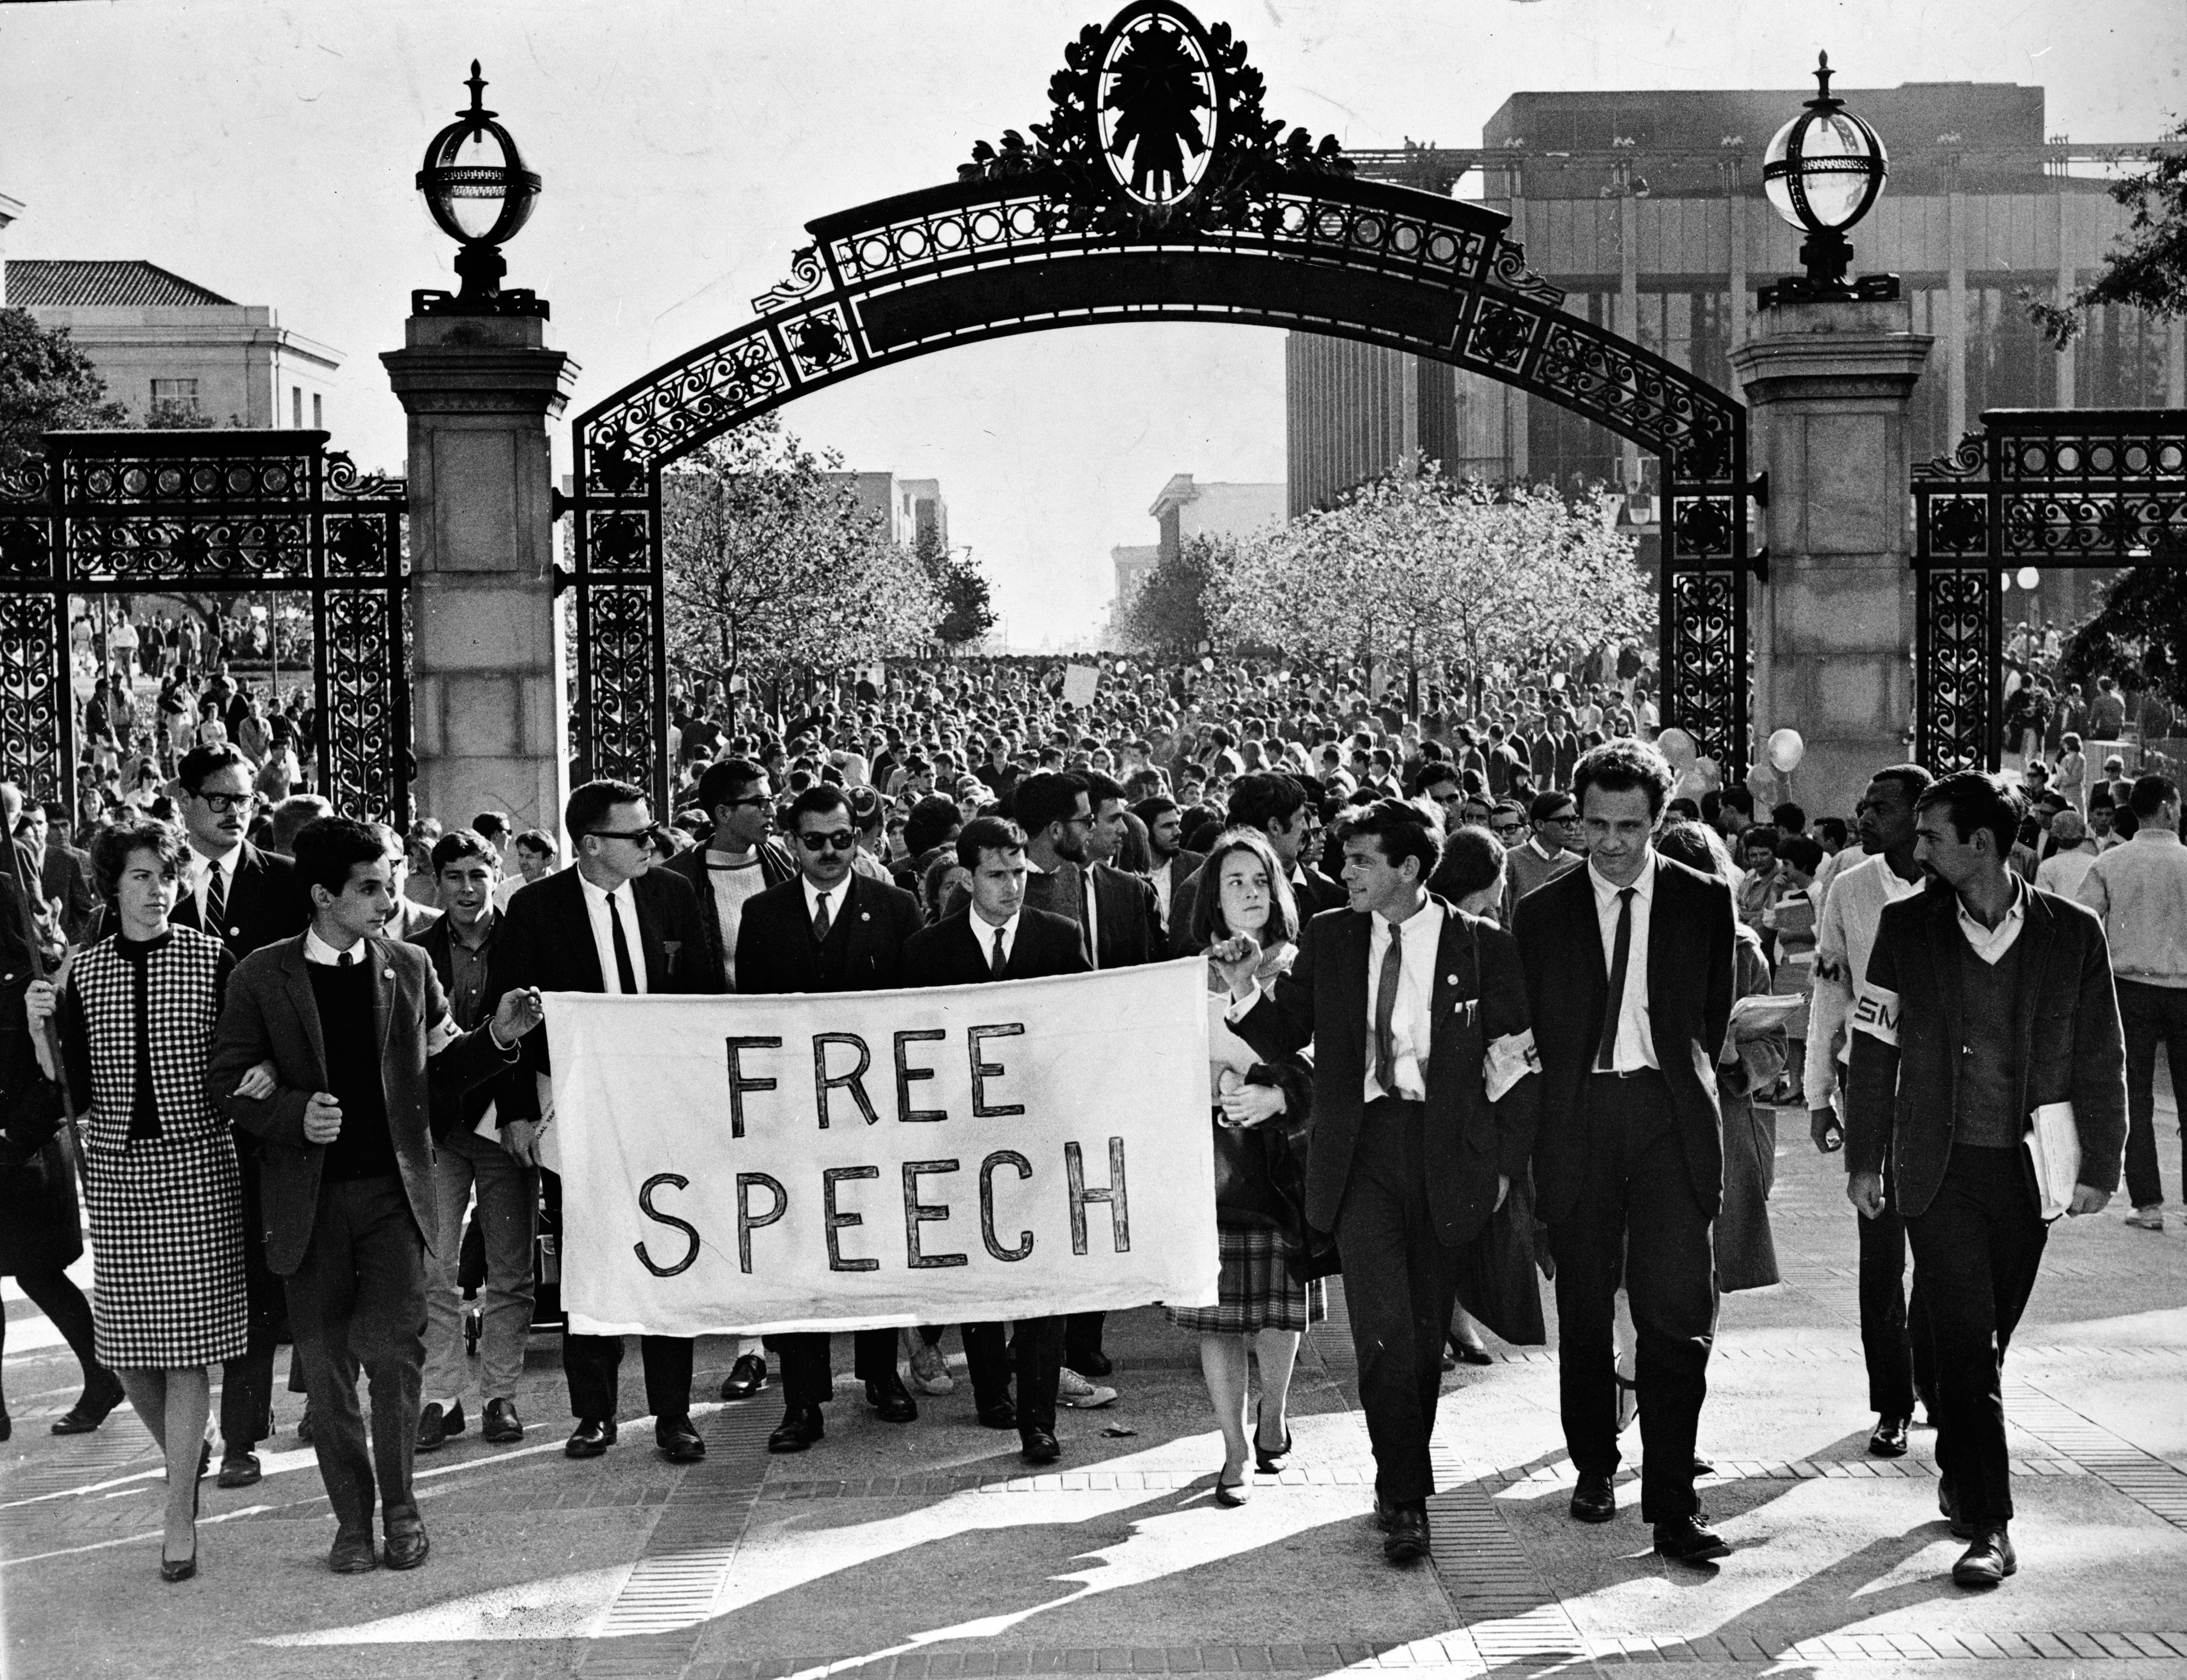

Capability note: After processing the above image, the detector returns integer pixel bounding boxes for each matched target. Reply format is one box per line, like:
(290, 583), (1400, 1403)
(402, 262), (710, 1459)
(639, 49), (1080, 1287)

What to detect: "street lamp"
(1758, 54), (1897, 306)
(413, 62), (547, 317)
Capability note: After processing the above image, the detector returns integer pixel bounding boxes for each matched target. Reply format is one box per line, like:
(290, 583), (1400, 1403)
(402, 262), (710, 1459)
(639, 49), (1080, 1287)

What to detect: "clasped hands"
(1207, 932), (1265, 1000)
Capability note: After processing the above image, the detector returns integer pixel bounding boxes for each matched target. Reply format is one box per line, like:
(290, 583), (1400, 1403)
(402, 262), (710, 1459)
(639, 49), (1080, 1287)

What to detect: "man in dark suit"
(902, 815), (1091, 1463)
(172, 743), (313, 1488)
(1002, 771), (1096, 940)
(488, 778), (722, 1464)
(1222, 800), (1538, 1566)
(22, 806), (96, 945)
(736, 783), (926, 1453)
(1133, 795), (1205, 939)
(209, 817), (543, 1573)
(1846, 771), (2126, 1589)
(1513, 739), (1735, 1565)
(1171, 773), (1342, 956)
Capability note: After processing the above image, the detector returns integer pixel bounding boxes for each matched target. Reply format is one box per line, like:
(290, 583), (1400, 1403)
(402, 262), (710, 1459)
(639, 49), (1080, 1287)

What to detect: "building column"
(1507, 184), (1530, 481)
(382, 313), (580, 836)
(1945, 176), (1969, 444)
(1726, 174), (1748, 352)
(2170, 315), (2186, 408)
(2054, 192), (2077, 409)
(1619, 192), (1642, 489)
(1732, 297), (1934, 819)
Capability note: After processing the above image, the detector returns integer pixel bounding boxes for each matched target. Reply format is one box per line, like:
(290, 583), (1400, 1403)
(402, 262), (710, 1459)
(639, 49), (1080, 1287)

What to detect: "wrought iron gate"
(1913, 408), (2187, 772)
(0, 429), (411, 821)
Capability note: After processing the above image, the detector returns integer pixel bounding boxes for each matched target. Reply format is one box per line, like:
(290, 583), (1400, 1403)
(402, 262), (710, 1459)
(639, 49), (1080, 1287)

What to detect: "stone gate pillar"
(383, 314), (578, 836)
(1730, 300), (1933, 819)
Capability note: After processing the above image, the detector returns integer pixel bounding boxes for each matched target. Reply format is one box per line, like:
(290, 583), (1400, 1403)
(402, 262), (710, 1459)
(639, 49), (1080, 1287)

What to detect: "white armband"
(425, 1011), (460, 1057)
(1850, 983), (1900, 1047)
(1484, 1028), (1541, 1102)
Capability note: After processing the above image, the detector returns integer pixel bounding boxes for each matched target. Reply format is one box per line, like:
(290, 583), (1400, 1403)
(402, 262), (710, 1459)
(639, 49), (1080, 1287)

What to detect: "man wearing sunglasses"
(488, 778), (720, 1466)
(735, 783), (926, 1454)
(1504, 791), (1583, 926)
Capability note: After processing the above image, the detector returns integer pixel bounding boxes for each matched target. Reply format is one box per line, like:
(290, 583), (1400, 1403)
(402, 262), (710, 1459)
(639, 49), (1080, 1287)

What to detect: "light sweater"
(2077, 827), (2187, 987)
(1804, 852), (1926, 1108)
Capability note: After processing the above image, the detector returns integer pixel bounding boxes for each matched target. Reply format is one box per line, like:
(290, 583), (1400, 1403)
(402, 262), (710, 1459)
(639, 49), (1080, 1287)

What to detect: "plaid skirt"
(83, 1121), (248, 1369)
(1165, 1223), (1326, 1336)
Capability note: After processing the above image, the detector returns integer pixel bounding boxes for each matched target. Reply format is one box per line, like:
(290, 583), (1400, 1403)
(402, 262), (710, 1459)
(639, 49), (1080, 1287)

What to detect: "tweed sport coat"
(208, 933), (521, 1275)
(1844, 876), (2127, 1218)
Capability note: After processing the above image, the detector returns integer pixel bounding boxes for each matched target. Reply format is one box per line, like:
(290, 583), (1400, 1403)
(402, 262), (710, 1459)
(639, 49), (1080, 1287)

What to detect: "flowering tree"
(660, 415), (939, 689)
(1211, 463), (1651, 703)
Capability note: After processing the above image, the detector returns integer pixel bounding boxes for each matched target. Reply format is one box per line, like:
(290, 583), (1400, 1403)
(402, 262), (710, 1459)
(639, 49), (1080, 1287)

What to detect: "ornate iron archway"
(1913, 408), (2187, 771)
(0, 429), (411, 821)
(568, 1), (1752, 806)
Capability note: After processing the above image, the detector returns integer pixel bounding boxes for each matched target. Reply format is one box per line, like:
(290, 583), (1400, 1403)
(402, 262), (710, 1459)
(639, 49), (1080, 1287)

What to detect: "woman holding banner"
(1167, 828), (1320, 1507)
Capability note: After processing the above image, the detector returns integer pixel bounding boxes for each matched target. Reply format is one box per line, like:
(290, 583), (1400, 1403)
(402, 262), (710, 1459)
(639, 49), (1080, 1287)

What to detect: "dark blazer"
(1168, 854), (1345, 957)
(1232, 897), (1539, 1247)
(1513, 853), (1735, 1222)
(174, 840), (311, 961)
(902, 905), (1091, 988)
(664, 839), (799, 984)
(207, 933), (519, 1275)
(1845, 878), (2127, 1217)
(40, 845), (96, 945)
(1089, 862), (1163, 969)
(735, 870), (923, 996)
(1159, 849), (1208, 933)
(487, 864), (722, 1125)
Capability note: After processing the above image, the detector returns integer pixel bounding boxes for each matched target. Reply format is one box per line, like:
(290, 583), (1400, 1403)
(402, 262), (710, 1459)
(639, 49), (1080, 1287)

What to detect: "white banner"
(541, 959), (1218, 1337)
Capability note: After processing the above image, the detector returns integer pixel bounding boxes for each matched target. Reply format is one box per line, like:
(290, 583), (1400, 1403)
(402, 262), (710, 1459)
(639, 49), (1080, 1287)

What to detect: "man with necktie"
(735, 783), (925, 1453)
(1219, 799), (1537, 1565)
(487, 780), (720, 1464)
(1513, 740), (1735, 1565)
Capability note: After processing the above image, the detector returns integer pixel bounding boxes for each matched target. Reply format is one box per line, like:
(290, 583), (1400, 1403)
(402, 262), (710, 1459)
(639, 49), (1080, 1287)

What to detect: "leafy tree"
(1210, 463), (1651, 708)
(0, 306), (128, 467)
(914, 526), (997, 648)
(2024, 118), (2187, 346)
(660, 413), (939, 691)
(2063, 541), (2187, 716)
(1120, 532), (1221, 656)
(143, 399), (219, 430)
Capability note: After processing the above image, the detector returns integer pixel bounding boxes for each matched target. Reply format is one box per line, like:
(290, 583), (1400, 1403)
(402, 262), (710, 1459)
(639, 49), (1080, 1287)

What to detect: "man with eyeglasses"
(1488, 801), (1528, 851)
(488, 778), (720, 1465)
(1504, 791), (1583, 926)
(735, 783), (926, 1454)
(172, 743), (313, 1489)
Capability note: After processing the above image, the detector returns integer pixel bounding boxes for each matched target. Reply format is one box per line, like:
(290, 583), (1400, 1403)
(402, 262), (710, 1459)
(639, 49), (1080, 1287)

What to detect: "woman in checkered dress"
(1165, 828), (1321, 1507)
(27, 817), (271, 1583)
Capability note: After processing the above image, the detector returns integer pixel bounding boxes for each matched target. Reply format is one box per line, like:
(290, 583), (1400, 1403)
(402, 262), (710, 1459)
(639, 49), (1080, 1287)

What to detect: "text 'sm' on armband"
(1851, 983), (1900, 1048)
(1484, 1029), (1541, 1102)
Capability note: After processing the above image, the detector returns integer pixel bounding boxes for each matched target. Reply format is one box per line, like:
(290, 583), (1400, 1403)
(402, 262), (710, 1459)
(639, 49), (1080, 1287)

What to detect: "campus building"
(1292, 80), (2185, 624)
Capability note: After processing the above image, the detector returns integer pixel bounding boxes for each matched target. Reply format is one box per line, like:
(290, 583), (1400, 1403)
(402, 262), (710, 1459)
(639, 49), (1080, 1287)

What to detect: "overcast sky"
(3, 0), (2179, 646)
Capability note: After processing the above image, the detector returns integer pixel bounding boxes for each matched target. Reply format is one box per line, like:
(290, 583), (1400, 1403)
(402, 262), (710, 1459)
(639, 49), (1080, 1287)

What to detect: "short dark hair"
(2129, 772), (2180, 819)
(1718, 785), (1756, 817)
(1652, 819), (1722, 879)
(1131, 795), (1178, 830)
(1867, 764), (1934, 807)
(787, 783), (853, 827)
(514, 827), (555, 859)
(293, 816), (391, 899)
(1226, 771), (1306, 834)
(1742, 824), (1783, 856)
(956, 815), (1027, 871)
(1192, 827), (1299, 947)
(177, 743), (252, 794)
(1427, 823), (1505, 902)
(566, 778), (648, 840)
(1014, 771), (1089, 835)
(1345, 798), (1440, 878)
(1528, 789), (1576, 822)
(1081, 770), (1127, 810)
(1412, 760), (1461, 797)
(471, 811), (511, 842)
(905, 794), (962, 859)
(89, 817), (188, 900)
(697, 758), (767, 813)
(1572, 739), (1675, 819)
(1916, 770), (2026, 855)
(1777, 835), (1825, 874)
(431, 828), (499, 877)
(1770, 801), (1806, 833)
(1816, 817), (1850, 847)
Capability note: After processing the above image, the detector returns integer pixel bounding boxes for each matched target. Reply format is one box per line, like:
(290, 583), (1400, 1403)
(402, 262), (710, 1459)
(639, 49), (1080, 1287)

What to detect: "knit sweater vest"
(308, 959), (397, 1181)
(1954, 938), (2025, 1150)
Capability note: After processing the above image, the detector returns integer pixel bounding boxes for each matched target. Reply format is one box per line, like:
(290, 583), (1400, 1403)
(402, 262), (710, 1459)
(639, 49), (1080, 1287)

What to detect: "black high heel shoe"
(161, 1458), (200, 1583)
(1254, 1402), (1294, 1474)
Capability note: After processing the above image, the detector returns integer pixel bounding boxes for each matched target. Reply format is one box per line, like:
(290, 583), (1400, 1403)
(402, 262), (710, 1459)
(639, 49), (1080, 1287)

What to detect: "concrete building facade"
(827, 470), (949, 552)
(1148, 473), (1284, 565)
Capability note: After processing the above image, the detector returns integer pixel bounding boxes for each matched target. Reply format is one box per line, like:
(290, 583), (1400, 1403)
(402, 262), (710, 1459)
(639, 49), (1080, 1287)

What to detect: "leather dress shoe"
(1952, 1524), (2016, 1588)
(217, 1451), (262, 1489)
(1868, 1414), (1911, 1459)
(1652, 1515), (1731, 1565)
(867, 1373), (919, 1423)
(383, 1508), (430, 1571)
(1383, 1505), (1431, 1565)
(976, 1400), (1019, 1430)
(1020, 1428), (1061, 1464)
(1069, 1349), (1113, 1378)
(328, 1526), (379, 1574)
(657, 1416), (707, 1462)
(719, 1353), (769, 1401)
(160, 1549), (198, 1584)
(565, 1417), (618, 1459)
(417, 1402), (449, 1452)
(483, 1398), (524, 1444)
(51, 1372), (127, 1435)
(769, 1405), (825, 1453)
(1569, 1471), (1616, 1524)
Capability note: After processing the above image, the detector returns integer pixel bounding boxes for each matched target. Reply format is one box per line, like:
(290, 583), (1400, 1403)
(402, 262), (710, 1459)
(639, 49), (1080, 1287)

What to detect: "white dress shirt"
(305, 926), (466, 1055)
(1364, 896), (1443, 1102)
(1956, 874), (2027, 965)
(1588, 854), (1658, 1073)
(577, 870), (650, 994)
(971, 908), (1022, 971)
(190, 840), (244, 930)
(801, 875), (845, 941)
(1080, 866), (1102, 968)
